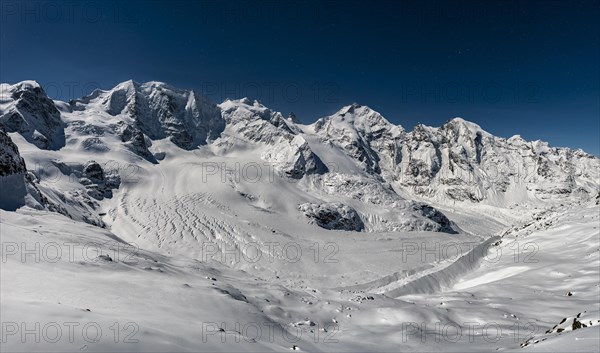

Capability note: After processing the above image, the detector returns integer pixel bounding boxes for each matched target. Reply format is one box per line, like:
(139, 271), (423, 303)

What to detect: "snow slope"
(1, 190), (598, 352)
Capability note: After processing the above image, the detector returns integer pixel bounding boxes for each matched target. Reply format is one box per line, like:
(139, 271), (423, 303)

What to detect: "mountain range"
(1, 80), (597, 232)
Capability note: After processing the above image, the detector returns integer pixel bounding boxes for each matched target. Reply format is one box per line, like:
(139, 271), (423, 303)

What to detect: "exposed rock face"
(83, 161), (105, 182)
(0, 127), (27, 176)
(113, 122), (156, 162)
(287, 112), (299, 124)
(80, 161), (121, 200)
(0, 81), (65, 149)
(0, 128), (45, 210)
(298, 202), (364, 231)
(410, 203), (455, 233)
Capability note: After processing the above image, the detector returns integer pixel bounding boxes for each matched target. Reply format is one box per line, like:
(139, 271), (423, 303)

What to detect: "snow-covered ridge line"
(312, 102), (598, 205)
(1, 79), (598, 237)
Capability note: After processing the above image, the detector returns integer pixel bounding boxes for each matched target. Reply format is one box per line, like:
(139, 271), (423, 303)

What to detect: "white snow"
(1, 80), (598, 352)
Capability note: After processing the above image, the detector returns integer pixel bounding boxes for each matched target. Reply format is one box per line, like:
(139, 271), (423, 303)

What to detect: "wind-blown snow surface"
(1, 80), (599, 352)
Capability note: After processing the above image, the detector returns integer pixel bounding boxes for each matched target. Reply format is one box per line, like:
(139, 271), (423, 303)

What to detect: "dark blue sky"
(1, 0), (599, 154)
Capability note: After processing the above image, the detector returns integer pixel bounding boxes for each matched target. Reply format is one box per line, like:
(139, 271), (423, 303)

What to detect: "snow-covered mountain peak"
(218, 97), (302, 144)
(507, 134), (526, 144)
(442, 117), (487, 135)
(113, 78), (139, 90)
(312, 105), (402, 153)
(445, 116), (481, 128)
(70, 80), (225, 150)
(219, 97), (270, 117)
(141, 80), (169, 87)
(309, 104), (405, 175)
(337, 102), (362, 115)
(318, 103), (403, 134)
(138, 80), (196, 98)
(106, 79), (181, 94)
(0, 80), (65, 149)
(0, 80), (42, 94)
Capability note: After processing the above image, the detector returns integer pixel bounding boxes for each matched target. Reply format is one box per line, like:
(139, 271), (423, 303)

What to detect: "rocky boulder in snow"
(36, 159), (121, 226)
(0, 128), (27, 177)
(314, 172), (455, 233)
(80, 161), (121, 200)
(298, 202), (364, 231)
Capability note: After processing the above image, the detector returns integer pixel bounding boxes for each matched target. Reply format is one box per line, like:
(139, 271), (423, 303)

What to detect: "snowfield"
(1, 80), (599, 352)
